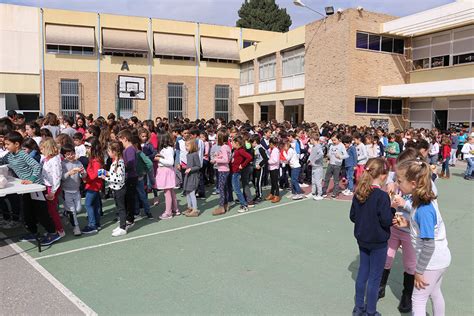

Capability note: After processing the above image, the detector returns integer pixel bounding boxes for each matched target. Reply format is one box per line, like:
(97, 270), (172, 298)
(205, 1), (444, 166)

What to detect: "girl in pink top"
(212, 131), (232, 216)
(267, 138), (281, 202)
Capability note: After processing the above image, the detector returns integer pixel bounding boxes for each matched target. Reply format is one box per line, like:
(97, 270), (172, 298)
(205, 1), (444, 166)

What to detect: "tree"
(236, 0), (292, 32)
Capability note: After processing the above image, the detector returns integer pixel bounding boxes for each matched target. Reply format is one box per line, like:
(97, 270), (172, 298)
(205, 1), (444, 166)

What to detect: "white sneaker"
(345, 191), (354, 196)
(73, 226), (82, 236)
(313, 195), (324, 201)
(112, 228), (127, 237)
(306, 193), (313, 198)
(238, 206), (249, 213)
(113, 226), (121, 233)
(292, 194), (303, 200)
(300, 183), (309, 188)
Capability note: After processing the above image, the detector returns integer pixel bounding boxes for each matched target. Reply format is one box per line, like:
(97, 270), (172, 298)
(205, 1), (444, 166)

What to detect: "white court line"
(36, 198), (314, 261)
(0, 233), (97, 316)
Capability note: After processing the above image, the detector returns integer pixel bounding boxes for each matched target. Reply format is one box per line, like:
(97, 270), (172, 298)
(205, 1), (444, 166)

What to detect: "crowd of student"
(0, 109), (472, 315)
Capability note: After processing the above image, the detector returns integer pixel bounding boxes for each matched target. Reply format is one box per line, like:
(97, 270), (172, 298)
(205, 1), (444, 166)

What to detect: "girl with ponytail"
(350, 158), (394, 316)
(394, 160), (450, 316)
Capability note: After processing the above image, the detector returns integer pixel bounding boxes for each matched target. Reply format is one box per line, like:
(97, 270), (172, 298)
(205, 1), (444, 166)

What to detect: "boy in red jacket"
(230, 136), (252, 213)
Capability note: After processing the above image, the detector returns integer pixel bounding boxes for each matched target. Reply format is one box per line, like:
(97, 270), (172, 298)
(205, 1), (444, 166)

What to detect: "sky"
(1, 0), (454, 29)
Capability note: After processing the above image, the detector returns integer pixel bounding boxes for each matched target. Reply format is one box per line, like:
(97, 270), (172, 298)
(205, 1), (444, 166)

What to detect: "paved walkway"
(0, 239), (84, 315)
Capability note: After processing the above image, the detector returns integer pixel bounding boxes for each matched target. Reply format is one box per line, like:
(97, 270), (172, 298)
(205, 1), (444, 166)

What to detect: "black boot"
(398, 272), (414, 313)
(378, 269), (391, 299)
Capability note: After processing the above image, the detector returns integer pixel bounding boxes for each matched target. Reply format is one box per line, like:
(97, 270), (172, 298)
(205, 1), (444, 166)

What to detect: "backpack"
(136, 151), (153, 176)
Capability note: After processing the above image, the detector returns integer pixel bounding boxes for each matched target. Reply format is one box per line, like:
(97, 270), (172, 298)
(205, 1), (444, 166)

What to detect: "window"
(60, 80), (80, 118)
(356, 32), (404, 54)
(5, 94), (40, 121)
(156, 55), (194, 61)
(379, 99), (392, 114)
(168, 83), (185, 120)
(412, 25), (474, 70)
(355, 98), (367, 113)
(431, 55), (450, 68)
(240, 62), (254, 85)
(243, 40), (254, 48)
(282, 48), (305, 77)
(453, 52), (474, 65)
(354, 97), (403, 115)
(259, 55), (276, 81)
(381, 37), (393, 53)
(393, 39), (405, 54)
(356, 32), (368, 49)
(369, 35), (380, 51)
(367, 98), (379, 113)
(46, 44), (94, 56)
(102, 51), (146, 58)
(215, 85), (230, 123)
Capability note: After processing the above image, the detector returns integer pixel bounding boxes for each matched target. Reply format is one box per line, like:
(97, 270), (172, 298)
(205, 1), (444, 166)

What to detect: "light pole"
(293, 0), (326, 18)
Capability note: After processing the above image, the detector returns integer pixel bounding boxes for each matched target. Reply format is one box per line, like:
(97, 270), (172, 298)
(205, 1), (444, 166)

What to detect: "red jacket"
(442, 144), (450, 159)
(231, 147), (252, 173)
(84, 158), (104, 192)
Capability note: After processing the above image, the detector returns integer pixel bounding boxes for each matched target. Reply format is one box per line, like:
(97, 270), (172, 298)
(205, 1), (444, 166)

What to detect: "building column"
(253, 102), (260, 125)
(276, 100), (284, 122)
(298, 104), (303, 123)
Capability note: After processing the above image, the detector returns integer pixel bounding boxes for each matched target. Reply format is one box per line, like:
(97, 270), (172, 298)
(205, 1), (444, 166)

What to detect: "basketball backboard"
(118, 75), (146, 100)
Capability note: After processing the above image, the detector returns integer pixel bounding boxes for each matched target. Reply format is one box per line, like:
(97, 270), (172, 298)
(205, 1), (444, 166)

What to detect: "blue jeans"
(441, 157), (450, 175)
(231, 172), (247, 207)
(466, 157), (474, 177)
(290, 167), (303, 194)
(355, 246), (387, 314)
(85, 190), (101, 228)
(135, 178), (151, 215)
(345, 166), (355, 192)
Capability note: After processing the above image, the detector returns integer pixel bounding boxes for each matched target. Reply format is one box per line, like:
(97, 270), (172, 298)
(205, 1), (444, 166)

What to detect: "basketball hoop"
(118, 75), (146, 100)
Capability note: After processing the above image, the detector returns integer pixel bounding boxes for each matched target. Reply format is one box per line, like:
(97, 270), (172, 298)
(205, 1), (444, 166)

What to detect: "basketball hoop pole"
(115, 80), (120, 118)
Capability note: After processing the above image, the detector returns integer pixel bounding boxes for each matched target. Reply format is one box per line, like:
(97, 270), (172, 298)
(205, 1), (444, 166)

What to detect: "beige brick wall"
(45, 71), (244, 122)
(99, 72), (148, 119)
(304, 9), (408, 131)
(152, 75), (196, 120)
(44, 70), (97, 117)
(198, 77), (239, 121)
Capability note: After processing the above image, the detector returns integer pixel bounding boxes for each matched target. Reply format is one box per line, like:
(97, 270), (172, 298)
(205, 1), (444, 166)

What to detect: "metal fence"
(59, 79), (81, 119)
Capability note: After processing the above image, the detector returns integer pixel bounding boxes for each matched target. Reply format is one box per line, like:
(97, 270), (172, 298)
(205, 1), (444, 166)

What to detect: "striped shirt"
(0, 150), (42, 184)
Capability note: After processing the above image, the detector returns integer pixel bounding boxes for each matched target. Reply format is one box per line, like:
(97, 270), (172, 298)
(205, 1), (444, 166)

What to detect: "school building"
(0, 1), (473, 131)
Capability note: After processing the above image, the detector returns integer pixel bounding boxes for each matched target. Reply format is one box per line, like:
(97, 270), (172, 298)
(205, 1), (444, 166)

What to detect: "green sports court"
(1, 166), (473, 315)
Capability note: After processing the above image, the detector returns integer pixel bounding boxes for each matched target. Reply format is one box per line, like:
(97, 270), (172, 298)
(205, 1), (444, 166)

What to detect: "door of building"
(434, 110), (448, 131)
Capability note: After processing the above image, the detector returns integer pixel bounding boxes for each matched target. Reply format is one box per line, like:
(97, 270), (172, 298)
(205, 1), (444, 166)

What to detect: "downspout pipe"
(195, 23), (200, 120)
(40, 8), (45, 115)
(97, 13), (101, 116)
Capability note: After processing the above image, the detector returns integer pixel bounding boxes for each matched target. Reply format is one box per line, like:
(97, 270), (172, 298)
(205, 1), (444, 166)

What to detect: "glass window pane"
(71, 46), (83, 55)
(356, 32), (368, 49)
(83, 47), (94, 55)
(392, 100), (402, 114)
(46, 44), (58, 53)
(393, 39), (404, 54)
(379, 99), (392, 114)
(355, 98), (367, 113)
(381, 37), (393, 53)
(367, 99), (379, 113)
(369, 35), (381, 51)
(453, 52), (474, 65)
(413, 58), (430, 70)
(431, 55), (449, 68)
(58, 45), (70, 54)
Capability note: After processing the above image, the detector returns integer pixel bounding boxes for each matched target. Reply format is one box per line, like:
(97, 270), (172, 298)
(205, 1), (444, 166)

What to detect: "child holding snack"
(350, 158), (393, 316)
(393, 160), (451, 316)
